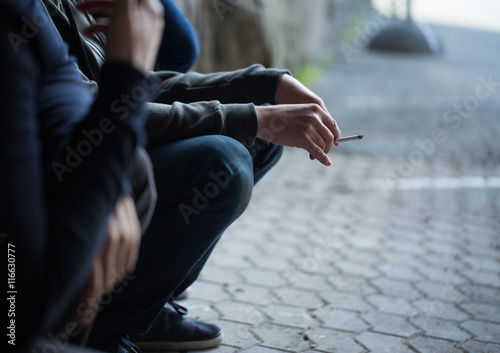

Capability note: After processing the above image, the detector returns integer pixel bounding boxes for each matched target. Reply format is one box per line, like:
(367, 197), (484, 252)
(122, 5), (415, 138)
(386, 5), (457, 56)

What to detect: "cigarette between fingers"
(336, 134), (363, 143)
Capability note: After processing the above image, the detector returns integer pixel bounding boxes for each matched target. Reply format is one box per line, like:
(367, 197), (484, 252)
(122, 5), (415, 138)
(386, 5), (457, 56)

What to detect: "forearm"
(145, 101), (258, 147)
(153, 64), (290, 105)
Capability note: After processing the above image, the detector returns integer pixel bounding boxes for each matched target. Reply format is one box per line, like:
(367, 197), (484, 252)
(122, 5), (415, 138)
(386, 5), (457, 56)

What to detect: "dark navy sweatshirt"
(0, 0), (153, 343)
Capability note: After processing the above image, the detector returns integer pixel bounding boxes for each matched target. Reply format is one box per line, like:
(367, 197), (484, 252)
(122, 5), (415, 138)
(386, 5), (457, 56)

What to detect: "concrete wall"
(174, 0), (371, 73)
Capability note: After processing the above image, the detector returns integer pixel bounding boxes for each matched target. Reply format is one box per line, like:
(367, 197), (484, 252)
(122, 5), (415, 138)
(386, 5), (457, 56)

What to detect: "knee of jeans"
(203, 136), (253, 216)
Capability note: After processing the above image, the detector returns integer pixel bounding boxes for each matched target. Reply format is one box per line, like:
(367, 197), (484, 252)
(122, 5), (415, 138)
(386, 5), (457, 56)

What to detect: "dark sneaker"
(131, 303), (223, 351)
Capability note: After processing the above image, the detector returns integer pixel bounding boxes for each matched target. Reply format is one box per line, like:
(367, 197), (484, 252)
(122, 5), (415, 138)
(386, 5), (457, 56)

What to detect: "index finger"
(303, 140), (332, 166)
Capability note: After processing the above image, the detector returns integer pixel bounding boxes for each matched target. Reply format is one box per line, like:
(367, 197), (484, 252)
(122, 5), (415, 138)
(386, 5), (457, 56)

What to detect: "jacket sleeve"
(145, 101), (259, 148)
(145, 64), (291, 147)
(153, 64), (290, 105)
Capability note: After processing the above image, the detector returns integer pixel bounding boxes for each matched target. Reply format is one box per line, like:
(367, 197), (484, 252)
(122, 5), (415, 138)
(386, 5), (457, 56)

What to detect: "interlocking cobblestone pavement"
(165, 23), (500, 353)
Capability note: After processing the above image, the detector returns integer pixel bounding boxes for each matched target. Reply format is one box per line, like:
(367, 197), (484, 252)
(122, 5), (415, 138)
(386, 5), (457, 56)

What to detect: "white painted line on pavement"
(370, 176), (500, 191)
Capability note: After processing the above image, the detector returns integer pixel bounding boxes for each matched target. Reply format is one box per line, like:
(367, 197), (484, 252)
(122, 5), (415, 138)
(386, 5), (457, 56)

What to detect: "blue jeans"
(89, 136), (283, 340)
(157, 0), (199, 72)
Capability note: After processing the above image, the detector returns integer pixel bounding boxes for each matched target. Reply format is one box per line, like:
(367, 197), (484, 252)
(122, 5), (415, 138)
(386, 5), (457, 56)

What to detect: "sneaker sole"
(135, 332), (223, 351)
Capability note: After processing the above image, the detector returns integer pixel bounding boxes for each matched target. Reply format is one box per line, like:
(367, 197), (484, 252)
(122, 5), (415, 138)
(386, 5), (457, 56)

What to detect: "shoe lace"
(168, 299), (188, 316)
(119, 336), (141, 353)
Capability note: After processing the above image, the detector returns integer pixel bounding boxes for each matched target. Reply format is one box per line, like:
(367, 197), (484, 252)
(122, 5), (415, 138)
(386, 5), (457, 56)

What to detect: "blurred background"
(174, 1), (500, 352)
(175, 0), (500, 72)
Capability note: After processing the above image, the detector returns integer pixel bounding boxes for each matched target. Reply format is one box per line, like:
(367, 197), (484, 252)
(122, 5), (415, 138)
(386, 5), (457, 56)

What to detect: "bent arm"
(146, 65), (290, 147)
(153, 64), (288, 105)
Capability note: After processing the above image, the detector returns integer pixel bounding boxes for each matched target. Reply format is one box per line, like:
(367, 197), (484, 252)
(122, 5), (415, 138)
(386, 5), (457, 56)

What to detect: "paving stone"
(240, 269), (288, 288)
(416, 265), (468, 285)
(327, 274), (378, 296)
(335, 260), (380, 279)
(240, 346), (286, 353)
(304, 328), (365, 353)
(225, 284), (275, 306)
(319, 291), (372, 312)
(265, 304), (316, 329)
(377, 263), (424, 282)
(362, 312), (420, 337)
(313, 306), (370, 333)
(288, 273), (335, 292)
(462, 340), (500, 353)
(460, 302), (500, 323)
(412, 299), (469, 321)
(416, 252), (468, 272)
(200, 265), (244, 285)
(259, 242), (304, 259)
(412, 317), (471, 342)
(190, 281), (233, 302)
(246, 254), (293, 272)
(200, 346), (239, 353)
(371, 278), (422, 300)
(273, 288), (324, 310)
(461, 269), (500, 287)
(464, 240), (500, 259)
(366, 295), (416, 317)
(461, 320), (500, 343)
(345, 233), (386, 252)
(408, 336), (464, 353)
(415, 281), (466, 303)
(341, 248), (385, 266)
(425, 243), (465, 260)
(181, 299), (220, 322)
(355, 332), (414, 353)
(380, 250), (425, 268)
(211, 250), (254, 269)
(462, 255), (500, 273)
(459, 284), (500, 305)
(385, 239), (427, 257)
(216, 320), (261, 349)
(252, 324), (313, 352)
(215, 301), (267, 325)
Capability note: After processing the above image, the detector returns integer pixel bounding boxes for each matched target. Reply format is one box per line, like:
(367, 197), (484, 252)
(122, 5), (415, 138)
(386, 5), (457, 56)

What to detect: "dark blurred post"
(369, 0), (442, 53)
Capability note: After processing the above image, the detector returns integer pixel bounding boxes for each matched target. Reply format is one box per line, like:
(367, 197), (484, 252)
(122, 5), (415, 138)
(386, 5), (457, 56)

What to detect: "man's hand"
(275, 73), (330, 113)
(75, 194), (141, 328)
(267, 73), (342, 165)
(256, 104), (341, 166)
(75, 0), (164, 72)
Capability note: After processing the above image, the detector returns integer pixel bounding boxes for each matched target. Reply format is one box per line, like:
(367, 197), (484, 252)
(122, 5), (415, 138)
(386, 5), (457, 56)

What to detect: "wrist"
(274, 73), (292, 105)
(255, 106), (275, 140)
(255, 106), (266, 139)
